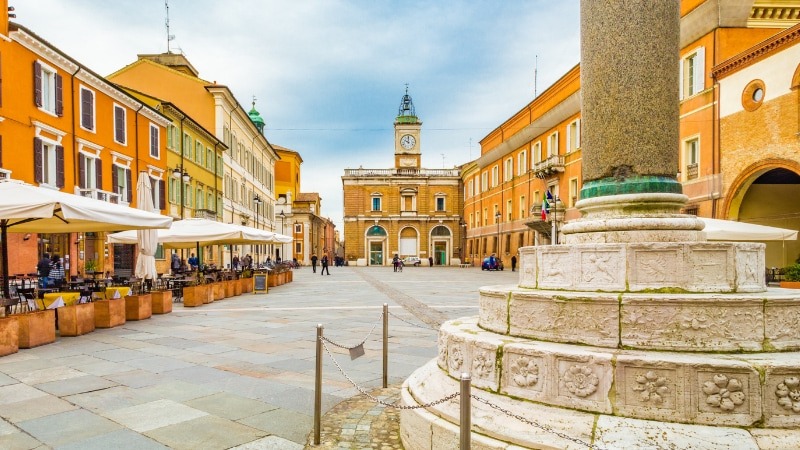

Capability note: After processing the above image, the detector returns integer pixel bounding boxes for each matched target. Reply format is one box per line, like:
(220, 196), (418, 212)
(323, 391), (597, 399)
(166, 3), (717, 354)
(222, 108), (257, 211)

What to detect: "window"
(372, 196), (381, 211)
(467, 180), (474, 198)
(491, 165), (499, 187)
(295, 242), (302, 254)
(294, 223), (302, 233)
(149, 124), (159, 158)
(566, 119), (580, 153)
(114, 105), (126, 145)
(518, 151), (527, 176)
(167, 124), (176, 150)
(78, 153), (101, 189)
(533, 141), (542, 164)
(436, 196), (445, 211)
(195, 141), (203, 165)
(33, 61), (63, 116)
(547, 132), (558, 157)
(504, 158), (513, 181)
(520, 196), (526, 218)
(680, 47), (705, 99)
(79, 86), (95, 131)
(507, 199), (512, 221)
(183, 133), (192, 158)
(206, 148), (213, 169)
(217, 156), (223, 176)
(684, 137), (699, 180)
(33, 138), (64, 187)
(569, 178), (579, 207)
(207, 192), (213, 211)
(184, 182), (193, 208)
(169, 178), (178, 204)
(481, 172), (488, 191)
(151, 176), (164, 210)
(112, 164), (131, 203)
(196, 187), (204, 210)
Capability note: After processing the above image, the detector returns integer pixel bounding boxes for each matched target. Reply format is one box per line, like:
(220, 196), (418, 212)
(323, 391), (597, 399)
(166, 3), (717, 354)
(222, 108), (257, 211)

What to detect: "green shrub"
(785, 263), (800, 282)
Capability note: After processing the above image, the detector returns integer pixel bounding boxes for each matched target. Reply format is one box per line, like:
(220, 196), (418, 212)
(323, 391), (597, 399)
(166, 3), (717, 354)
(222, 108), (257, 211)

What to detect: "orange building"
(467, 1), (799, 270)
(0, 13), (170, 278)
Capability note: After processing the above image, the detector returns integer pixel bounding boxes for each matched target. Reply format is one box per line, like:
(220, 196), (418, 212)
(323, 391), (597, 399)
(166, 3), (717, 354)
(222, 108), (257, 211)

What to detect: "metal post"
(460, 372), (471, 450)
(382, 303), (388, 388)
(314, 324), (323, 445)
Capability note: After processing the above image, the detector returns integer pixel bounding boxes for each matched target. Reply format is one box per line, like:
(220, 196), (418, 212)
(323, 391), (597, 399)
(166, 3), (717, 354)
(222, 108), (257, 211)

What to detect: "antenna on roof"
(165, 0), (176, 53)
(534, 54), (538, 98)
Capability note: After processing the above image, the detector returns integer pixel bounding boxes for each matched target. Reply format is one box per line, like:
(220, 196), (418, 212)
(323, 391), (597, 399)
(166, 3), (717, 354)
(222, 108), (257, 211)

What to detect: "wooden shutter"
(693, 47), (705, 95)
(159, 179), (166, 210)
(56, 145), (64, 188)
(95, 159), (102, 190)
(78, 154), (86, 188)
(126, 170), (132, 203)
(55, 73), (63, 116)
(33, 138), (43, 183)
(0, 52), (3, 108)
(33, 61), (42, 107)
(114, 106), (125, 143)
(112, 166), (118, 197)
(0, 135), (3, 167)
(81, 89), (93, 129)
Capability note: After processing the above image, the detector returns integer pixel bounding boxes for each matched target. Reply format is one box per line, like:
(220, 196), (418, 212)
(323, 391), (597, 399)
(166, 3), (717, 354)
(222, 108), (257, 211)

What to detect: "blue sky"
(12, 0), (580, 230)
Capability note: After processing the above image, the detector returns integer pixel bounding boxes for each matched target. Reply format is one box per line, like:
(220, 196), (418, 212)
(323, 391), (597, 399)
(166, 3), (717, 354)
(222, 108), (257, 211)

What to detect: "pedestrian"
(511, 254), (517, 272)
(311, 253), (318, 273)
(37, 252), (51, 288)
(171, 252), (181, 274)
(232, 255), (240, 271)
(49, 254), (65, 289)
(428, 256), (434, 267)
(243, 254), (252, 270)
(320, 254), (330, 275)
(392, 254), (400, 272)
(188, 253), (199, 270)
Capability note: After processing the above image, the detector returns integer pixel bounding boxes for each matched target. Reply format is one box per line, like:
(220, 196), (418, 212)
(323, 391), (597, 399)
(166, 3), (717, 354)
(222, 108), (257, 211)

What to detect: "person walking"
(37, 253), (51, 288)
(511, 254), (517, 272)
(392, 254), (400, 272)
(49, 254), (65, 289)
(320, 254), (330, 275)
(171, 252), (181, 274)
(428, 256), (434, 267)
(232, 255), (240, 271)
(311, 253), (318, 273)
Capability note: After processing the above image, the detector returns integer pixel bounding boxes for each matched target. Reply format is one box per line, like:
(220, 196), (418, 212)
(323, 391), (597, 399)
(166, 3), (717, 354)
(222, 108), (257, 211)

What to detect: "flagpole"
(551, 199), (557, 245)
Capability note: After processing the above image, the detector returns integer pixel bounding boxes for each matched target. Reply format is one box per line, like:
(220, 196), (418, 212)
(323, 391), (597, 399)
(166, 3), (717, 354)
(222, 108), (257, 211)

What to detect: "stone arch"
(398, 226), (419, 257)
(792, 63), (800, 90)
(722, 158), (800, 220)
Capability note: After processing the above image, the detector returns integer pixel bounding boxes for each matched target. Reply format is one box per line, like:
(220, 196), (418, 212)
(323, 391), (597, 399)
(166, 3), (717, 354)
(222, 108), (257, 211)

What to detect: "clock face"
(400, 134), (416, 150)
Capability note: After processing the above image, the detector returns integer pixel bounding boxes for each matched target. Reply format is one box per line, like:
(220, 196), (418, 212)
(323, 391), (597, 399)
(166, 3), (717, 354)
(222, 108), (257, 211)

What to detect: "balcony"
(533, 155), (565, 178)
(343, 168), (460, 177)
(0, 169), (11, 181)
(75, 187), (120, 204)
(686, 163), (699, 180)
(193, 209), (218, 220)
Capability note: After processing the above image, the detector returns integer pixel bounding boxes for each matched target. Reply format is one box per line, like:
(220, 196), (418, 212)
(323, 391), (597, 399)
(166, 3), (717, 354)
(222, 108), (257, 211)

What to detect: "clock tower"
(394, 87), (422, 169)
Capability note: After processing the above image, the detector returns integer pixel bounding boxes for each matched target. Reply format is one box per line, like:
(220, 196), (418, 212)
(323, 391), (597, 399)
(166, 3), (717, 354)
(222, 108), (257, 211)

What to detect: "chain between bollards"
(314, 324), (323, 446)
(460, 372), (471, 450)
(382, 303), (388, 388)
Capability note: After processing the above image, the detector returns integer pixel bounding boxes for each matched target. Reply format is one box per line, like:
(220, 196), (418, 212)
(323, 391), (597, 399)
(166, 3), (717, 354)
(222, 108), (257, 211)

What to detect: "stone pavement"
(0, 265), (517, 449)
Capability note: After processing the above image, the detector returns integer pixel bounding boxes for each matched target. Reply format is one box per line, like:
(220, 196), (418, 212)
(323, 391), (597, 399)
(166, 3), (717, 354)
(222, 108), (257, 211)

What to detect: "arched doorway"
(366, 225), (387, 266)
(430, 225), (451, 266)
(726, 166), (800, 268)
(399, 226), (419, 258)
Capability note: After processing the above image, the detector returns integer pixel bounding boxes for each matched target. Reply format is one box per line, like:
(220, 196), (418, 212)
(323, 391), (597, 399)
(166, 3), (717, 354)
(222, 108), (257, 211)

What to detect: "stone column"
(564, 0), (703, 243)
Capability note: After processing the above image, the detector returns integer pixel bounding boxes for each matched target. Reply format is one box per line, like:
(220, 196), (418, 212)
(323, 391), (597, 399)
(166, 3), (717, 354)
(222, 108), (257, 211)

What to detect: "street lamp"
(459, 220), (467, 265)
(253, 194), (262, 262)
(495, 210), (501, 256)
(278, 211), (286, 262)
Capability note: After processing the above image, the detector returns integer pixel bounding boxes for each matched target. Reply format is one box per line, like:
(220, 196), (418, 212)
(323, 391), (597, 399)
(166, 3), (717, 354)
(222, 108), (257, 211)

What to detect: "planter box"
(58, 303), (95, 337)
(286, 270), (293, 283)
(0, 316), (19, 356)
(18, 310), (56, 348)
(94, 298), (126, 328)
(780, 281), (800, 289)
(241, 278), (253, 293)
(268, 273), (278, 287)
(278, 272), (286, 285)
(225, 280), (235, 297)
(150, 291), (173, 314)
(125, 294), (152, 321)
(211, 282), (224, 301)
(183, 285), (206, 307)
(233, 279), (243, 296)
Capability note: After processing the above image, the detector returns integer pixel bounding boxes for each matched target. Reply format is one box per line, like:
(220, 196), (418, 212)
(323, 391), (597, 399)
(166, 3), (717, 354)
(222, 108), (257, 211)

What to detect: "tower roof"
(248, 96), (265, 133)
(396, 86), (421, 124)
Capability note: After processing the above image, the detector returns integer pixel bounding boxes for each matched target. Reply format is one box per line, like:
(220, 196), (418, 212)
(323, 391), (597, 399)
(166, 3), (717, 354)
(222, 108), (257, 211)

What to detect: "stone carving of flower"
(563, 364), (599, 398)
(448, 345), (463, 371)
(472, 351), (493, 377)
(509, 356), (539, 388)
(632, 371), (669, 404)
(775, 377), (800, 413)
(681, 315), (709, 331)
(702, 374), (745, 411)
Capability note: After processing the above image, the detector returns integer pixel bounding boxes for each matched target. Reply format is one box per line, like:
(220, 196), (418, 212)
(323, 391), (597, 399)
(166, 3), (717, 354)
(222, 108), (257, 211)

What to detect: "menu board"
(253, 273), (267, 293)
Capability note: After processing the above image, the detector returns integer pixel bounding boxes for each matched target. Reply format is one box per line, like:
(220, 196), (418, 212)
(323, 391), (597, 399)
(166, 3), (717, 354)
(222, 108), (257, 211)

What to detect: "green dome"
(248, 99), (265, 133)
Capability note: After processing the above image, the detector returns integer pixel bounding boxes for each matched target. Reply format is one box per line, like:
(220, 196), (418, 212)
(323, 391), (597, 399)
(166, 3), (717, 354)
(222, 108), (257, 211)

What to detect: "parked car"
(481, 257), (504, 271)
(403, 256), (421, 267)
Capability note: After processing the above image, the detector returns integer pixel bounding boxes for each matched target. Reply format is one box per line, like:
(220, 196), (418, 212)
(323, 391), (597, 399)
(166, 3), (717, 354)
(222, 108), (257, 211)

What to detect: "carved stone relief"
(539, 250), (573, 288)
(776, 377), (800, 413)
(580, 250), (622, 288)
(563, 364), (600, 398)
(510, 293), (619, 347)
(702, 374), (746, 412)
(437, 331), (448, 368)
(632, 370), (670, 405)
(632, 250), (679, 285)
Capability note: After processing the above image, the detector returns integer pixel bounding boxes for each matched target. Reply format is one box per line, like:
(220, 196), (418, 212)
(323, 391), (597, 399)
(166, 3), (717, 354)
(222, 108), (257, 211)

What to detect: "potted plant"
(84, 259), (98, 275)
(780, 263), (800, 289)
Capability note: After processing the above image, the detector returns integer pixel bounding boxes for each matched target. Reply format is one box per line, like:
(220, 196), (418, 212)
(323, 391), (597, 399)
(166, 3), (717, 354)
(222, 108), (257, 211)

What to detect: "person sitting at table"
(37, 252), (51, 288)
(188, 253), (199, 270)
(49, 254), (65, 289)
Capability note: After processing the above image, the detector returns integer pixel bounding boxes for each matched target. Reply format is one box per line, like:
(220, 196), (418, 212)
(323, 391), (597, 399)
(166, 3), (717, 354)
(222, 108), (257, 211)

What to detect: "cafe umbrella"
(0, 180), (173, 299)
(134, 172), (159, 285)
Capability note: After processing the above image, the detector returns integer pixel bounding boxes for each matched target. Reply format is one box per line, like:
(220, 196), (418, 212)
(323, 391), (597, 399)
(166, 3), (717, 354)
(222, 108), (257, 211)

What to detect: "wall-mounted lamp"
(172, 167), (191, 182)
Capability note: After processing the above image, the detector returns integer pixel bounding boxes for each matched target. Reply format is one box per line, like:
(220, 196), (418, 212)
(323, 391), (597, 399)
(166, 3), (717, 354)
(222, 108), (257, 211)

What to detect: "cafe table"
(41, 292), (81, 309)
(105, 286), (131, 299)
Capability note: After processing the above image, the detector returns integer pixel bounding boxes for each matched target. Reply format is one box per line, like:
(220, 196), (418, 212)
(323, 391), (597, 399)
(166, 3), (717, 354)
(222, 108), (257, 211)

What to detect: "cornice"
(11, 29), (79, 73)
(76, 70), (141, 111)
(712, 22), (800, 79)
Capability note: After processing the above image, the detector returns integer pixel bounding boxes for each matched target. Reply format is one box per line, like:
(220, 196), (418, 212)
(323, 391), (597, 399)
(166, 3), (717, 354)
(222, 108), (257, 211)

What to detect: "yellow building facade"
(343, 91), (463, 266)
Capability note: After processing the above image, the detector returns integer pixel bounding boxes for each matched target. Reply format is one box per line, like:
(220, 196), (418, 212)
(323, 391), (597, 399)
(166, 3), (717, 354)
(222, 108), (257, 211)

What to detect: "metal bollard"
(460, 372), (471, 450)
(383, 303), (388, 388)
(314, 324), (323, 445)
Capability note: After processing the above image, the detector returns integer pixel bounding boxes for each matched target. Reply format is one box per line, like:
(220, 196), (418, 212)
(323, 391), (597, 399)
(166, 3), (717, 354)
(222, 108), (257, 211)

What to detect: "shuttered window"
(80, 87), (95, 130)
(33, 137), (62, 187)
(114, 105), (126, 144)
(149, 124), (159, 158)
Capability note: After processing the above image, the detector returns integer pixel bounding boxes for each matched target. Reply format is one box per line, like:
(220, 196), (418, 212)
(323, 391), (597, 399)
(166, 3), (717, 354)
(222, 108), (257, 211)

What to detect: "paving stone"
(17, 408), (121, 447)
(0, 395), (78, 423)
(102, 399), (207, 432)
(56, 429), (169, 450)
(144, 414), (266, 450)
(185, 392), (277, 421)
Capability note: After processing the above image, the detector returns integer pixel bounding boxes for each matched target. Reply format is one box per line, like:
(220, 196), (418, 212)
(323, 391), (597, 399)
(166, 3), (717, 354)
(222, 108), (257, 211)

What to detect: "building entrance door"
(434, 241), (447, 266)
(369, 241), (384, 266)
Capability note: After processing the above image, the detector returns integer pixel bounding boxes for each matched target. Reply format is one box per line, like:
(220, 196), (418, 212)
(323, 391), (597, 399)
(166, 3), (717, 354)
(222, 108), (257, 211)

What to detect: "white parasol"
(134, 172), (158, 282)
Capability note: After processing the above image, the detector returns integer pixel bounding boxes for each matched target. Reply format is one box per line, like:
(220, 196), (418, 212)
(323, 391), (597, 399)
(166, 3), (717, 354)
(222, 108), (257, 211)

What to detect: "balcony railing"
(75, 187), (120, 204)
(533, 155), (565, 178)
(193, 209), (219, 220)
(344, 168), (460, 177)
(0, 169), (11, 181)
(686, 163), (699, 180)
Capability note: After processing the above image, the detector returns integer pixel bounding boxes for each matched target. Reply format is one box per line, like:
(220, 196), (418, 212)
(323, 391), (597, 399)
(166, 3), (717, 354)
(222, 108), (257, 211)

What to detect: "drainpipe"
(134, 103), (144, 178)
(69, 67), (81, 188)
